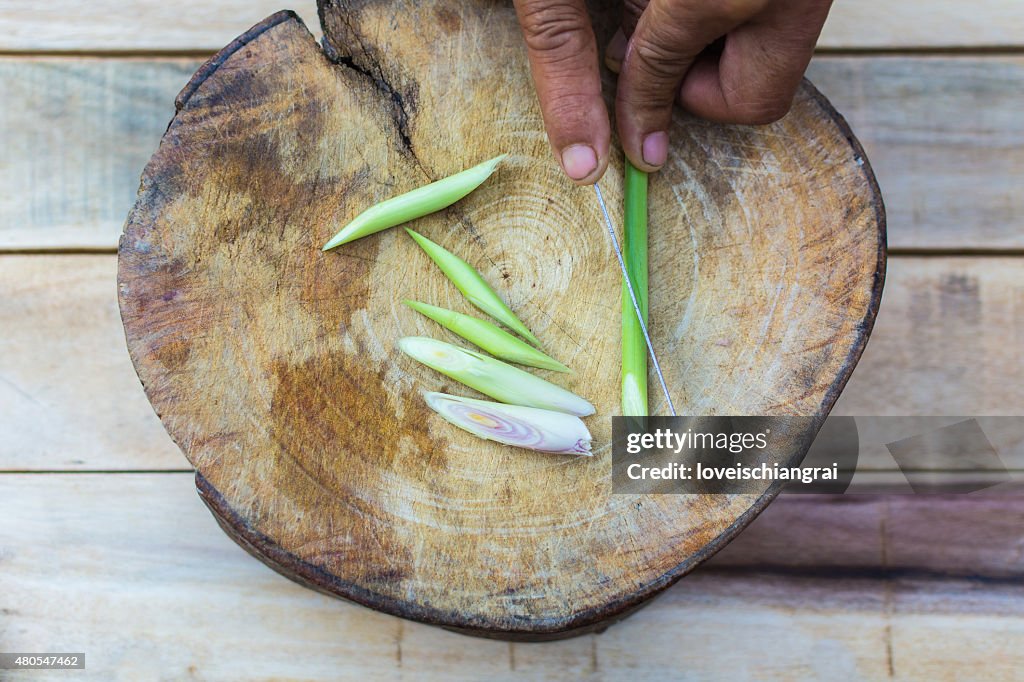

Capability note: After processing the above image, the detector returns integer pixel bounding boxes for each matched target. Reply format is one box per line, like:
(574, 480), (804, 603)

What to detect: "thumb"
(616, 0), (765, 171)
(514, 0), (611, 184)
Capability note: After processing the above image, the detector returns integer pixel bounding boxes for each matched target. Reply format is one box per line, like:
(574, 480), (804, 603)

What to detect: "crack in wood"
(318, 3), (417, 160)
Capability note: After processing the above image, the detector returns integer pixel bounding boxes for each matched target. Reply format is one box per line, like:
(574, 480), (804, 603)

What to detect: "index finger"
(616, 0), (766, 171)
(514, 0), (611, 184)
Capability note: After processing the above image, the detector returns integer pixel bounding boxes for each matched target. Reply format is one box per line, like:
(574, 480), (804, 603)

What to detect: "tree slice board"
(117, 4), (885, 639)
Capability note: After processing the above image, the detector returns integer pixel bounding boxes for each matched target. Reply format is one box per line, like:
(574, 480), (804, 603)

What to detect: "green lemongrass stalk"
(398, 337), (594, 416)
(621, 160), (649, 417)
(423, 392), (592, 456)
(405, 228), (541, 346)
(322, 154), (506, 250)
(404, 300), (570, 373)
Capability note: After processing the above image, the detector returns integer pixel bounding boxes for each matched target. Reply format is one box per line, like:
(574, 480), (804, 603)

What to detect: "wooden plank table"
(2, 2), (1022, 679)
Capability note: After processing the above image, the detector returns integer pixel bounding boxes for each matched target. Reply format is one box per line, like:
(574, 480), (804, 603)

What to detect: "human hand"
(512, 0), (834, 184)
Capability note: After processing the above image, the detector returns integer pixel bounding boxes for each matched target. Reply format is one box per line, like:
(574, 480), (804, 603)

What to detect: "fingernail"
(642, 132), (669, 168)
(561, 144), (598, 181)
(605, 30), (626, 73)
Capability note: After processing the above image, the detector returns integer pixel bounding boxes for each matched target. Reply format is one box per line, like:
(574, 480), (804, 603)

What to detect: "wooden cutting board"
(117, 2), (885, 639)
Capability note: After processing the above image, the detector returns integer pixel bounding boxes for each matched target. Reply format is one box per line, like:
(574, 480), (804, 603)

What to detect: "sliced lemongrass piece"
(621, 160), (649, 416)
(403, 300), (570, 373)
(398, 337), (594, 416)
(424, 392), (592, 456)
(322, 154), (506, 250)
(405, 228), (542, 347)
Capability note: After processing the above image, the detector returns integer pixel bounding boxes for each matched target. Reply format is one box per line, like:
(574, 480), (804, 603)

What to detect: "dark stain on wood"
(269, 350), (443, 476)
(152, 337), (192, 372)
(434, 7), (462, 33)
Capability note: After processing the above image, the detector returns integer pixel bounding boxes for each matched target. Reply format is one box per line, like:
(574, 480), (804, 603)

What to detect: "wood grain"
(115, 7), (881, 637)
(0, 255), (181, 470)
(712, 494), (1024, 579)
(807, 56), (1024, 250)
(0, 0), (320, 52)
(3, 474), (1023, 680)
(0, 58), (202, 249)
(834, 257), (1024, 416)
(0, 0), (1019, 51)
(4, 56), (1021, 251)
(818, 1), (1024, 49)
(4, 255), (1020, 473)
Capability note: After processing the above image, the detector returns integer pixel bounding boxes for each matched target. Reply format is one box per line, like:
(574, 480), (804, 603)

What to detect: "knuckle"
(720, 57), (802, 124)
(715, 0), (767, 23)
(621, 0), (649, 27)
(730, 95), (792, 124)
(519, 2), (589, 54)
(630, 34), (691, 81)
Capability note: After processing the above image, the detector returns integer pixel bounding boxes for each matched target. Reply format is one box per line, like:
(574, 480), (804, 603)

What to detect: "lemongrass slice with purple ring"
(398, 336), (594, 416)
(423, 392), (592, 456)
